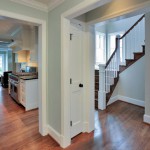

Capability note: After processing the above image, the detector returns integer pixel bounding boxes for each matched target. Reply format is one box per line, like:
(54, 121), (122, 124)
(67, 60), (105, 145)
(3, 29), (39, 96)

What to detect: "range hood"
(8, 28), (31, 53)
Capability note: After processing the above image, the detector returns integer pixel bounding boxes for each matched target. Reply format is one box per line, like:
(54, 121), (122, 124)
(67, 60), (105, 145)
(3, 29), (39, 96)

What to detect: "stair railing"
(105, 35), (120, 93)
(99, 14), (145, 109)
(120, 15), (145, 60)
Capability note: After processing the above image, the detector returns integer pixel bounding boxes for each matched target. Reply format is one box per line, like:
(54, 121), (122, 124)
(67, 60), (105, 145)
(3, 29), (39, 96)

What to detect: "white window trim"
(95, 31), (106, 66)
(108, 31), (125, 64)
(0, 54), (5, 74)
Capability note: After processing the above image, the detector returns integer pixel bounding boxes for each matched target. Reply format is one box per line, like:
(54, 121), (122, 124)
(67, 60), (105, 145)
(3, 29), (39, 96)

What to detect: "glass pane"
(0, 56), (3, 74)
(95, 33), (105, 64)
(108, 32), (124, 62)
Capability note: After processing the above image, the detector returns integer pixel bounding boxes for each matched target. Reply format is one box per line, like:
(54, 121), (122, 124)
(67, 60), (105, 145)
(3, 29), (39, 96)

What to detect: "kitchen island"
(19, 78), (38, 111)
(9, 73), (38, 111)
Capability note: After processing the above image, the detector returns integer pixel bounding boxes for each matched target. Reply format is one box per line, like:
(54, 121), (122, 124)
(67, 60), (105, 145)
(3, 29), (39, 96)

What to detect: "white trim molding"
(118, 95), (145, 107)
(107, 96), (118, 106)
(144, 114), (150, 124)
(107, 95), (145, 107)
(61, 0), (111, 148)
(11, 0), (65, 12)
(47, 125), (61, 145)
(0, 9), (48, 136)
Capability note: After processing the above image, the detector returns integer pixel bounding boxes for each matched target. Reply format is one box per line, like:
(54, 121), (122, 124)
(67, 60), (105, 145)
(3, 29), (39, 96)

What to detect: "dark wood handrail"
(105, 14), (145, 69)
(105, 37), (120, 69)
(120, 14), (145, 39)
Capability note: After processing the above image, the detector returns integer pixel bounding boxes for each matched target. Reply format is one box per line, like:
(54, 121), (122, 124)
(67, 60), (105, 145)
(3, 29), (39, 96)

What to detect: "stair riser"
(95, 91), (98, 99)
(95, 70), (99, 75)
(134, 54), (144, 60)
(95, 75), (99, 82)
(95, 100), (98, 109)
(95, 84), (99, 90)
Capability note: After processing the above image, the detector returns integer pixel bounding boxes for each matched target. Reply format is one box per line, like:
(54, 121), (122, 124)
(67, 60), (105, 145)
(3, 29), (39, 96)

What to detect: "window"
(95, 32), (106, 65)
(0, 55), (4, 75)
(108, 32), (125, 63)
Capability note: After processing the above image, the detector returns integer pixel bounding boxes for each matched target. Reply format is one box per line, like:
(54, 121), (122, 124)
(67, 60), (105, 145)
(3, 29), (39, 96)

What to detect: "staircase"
(104, 15), (145, 105)
(95, 70), (99, 108)
(106, 45), (145, 103)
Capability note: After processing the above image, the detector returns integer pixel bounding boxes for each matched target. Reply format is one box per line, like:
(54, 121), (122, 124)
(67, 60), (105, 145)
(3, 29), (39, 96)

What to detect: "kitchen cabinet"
(30, 27), (38, 62)
(19, 79), (38, 111)
(15, 50), (28, 63)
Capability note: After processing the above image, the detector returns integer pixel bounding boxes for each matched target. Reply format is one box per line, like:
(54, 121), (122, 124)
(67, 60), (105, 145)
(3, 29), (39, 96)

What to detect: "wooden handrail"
(120, 14), (145, 39)
(105, 37), (120, 69)
(105, 14), (145, 69)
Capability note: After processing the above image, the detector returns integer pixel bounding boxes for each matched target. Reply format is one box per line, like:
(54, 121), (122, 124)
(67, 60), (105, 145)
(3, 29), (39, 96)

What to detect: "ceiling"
(11, 0), (65, 12)
(0, 16), (35, 50)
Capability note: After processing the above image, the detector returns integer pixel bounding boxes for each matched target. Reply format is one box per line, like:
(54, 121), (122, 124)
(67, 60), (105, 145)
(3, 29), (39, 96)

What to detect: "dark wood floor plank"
(0, 87), (150, 150)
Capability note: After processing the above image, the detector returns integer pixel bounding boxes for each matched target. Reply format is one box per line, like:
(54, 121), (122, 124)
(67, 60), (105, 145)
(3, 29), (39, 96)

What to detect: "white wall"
(48, 0), (85, 134)
(109, 56), (145, 106)
(95, 15), (144, 61)
(118, 56), (145, 101)
(145, 12), (150, 117)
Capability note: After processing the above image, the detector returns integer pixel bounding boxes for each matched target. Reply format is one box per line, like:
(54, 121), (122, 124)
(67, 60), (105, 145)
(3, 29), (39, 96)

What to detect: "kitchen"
(7, 25), (39, 111)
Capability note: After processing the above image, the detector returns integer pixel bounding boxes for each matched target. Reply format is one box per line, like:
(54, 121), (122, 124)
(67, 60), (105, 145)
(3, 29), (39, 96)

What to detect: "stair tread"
(134, 52), (143, 54)
(126, 59), (134, 61)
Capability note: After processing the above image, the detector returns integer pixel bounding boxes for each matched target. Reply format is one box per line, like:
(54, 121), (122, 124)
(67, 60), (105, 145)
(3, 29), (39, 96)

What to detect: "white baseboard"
(60, 135), (70, 148)
(106, 95), (145, 107)
(144, 114), (150, 124)
(107, 96), (118, 106)
(118, 95), (145, 107)
(83, 122), (89, 132)
(47, 125), (61, 145)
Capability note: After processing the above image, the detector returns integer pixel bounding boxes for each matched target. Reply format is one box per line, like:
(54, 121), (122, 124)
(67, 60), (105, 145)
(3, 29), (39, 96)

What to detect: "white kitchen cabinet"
(19, 79), (38, 111)
(15, 50), (28, 63)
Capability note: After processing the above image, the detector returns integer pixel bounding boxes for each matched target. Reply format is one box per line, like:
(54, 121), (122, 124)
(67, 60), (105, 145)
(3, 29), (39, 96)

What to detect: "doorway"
(61, 0), (150, 148)
(0, 10), (47, 136)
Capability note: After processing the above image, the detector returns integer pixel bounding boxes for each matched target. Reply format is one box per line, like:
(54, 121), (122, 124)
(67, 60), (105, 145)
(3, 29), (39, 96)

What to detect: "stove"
(9, 72), (37, 104)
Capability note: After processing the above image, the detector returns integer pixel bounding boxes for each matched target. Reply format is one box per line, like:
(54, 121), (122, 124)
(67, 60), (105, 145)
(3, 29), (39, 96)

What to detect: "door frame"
(60, 0), (150, 148)
(60, 0), (111, 148)
(0, 9), (47, 136)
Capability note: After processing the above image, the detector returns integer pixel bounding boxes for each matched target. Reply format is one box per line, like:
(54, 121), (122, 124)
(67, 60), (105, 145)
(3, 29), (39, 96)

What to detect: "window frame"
(108, 31), (125, 64)
(0, 54), (5, 75)
(95, 31), (106, 66)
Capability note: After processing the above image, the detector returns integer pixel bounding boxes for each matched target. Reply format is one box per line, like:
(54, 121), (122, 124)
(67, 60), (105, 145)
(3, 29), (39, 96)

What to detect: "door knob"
(79, 84), (83, 88)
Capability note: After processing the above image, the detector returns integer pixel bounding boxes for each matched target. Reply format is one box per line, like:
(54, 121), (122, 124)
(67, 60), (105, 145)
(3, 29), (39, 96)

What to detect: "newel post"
(116, 35), (121, 70)
(98, 64), (106, 110)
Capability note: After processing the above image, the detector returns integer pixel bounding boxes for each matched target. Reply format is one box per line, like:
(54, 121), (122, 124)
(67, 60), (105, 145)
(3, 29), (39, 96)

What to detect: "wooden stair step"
(95, 99), (98, 109)
(95, 82), (99, 90)
(106, 45), (145, 105)
(119, 65), (126, 72)
(95, 90), (98, 99)
(106, 77), (119, 104)
(95, 70), (99, 75)
(95, 75), (99, 82)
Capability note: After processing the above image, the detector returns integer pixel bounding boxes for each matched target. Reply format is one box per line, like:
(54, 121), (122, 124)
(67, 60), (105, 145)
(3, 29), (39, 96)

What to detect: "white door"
(70, 24), (83, 138)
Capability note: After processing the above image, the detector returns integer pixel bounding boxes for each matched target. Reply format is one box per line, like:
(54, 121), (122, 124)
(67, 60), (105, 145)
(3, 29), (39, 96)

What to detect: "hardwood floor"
(0, 86), (150, 150)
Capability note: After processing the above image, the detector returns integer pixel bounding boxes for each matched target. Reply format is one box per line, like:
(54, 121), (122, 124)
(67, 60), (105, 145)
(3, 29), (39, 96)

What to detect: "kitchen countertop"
(20, 76), (38, 80)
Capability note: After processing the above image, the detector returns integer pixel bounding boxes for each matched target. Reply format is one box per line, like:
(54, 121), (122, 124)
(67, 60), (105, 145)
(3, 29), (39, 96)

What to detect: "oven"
(9, 78), (20, 104)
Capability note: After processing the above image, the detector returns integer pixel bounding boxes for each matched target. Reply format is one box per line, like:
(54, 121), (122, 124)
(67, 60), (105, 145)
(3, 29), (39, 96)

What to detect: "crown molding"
(11, 0), (65, 12)
(48, 0), (65, 11)
(11, 0), (48, 12)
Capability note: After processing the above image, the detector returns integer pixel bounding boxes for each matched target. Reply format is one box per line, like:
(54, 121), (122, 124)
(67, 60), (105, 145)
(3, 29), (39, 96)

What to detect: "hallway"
(0, 87), (150, 150)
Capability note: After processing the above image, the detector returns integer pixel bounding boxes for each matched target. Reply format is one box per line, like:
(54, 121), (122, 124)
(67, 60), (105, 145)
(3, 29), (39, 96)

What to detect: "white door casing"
(70, 24), (83, 138)
(0, 9), (47, 136)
